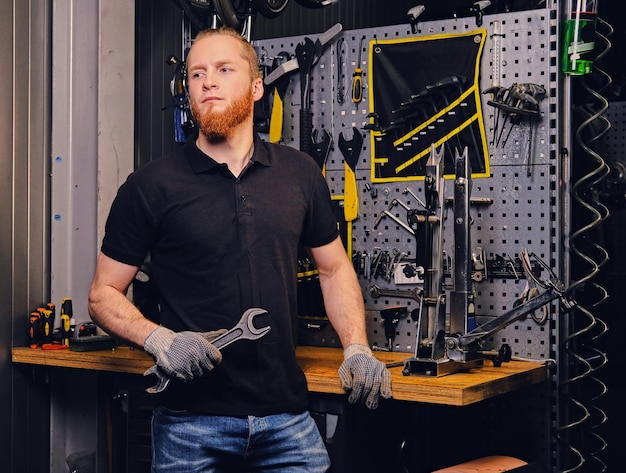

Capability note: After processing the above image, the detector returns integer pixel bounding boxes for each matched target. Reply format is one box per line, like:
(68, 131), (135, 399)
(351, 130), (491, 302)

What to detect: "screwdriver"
(36, 306), (53, 344)
(351, 36), (365, 104)
(46, 302), (57, 338)
(60, 298), (73, 346)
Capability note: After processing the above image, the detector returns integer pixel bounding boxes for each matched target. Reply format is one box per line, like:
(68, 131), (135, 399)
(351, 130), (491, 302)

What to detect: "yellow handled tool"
(268, 52), (291, 143)
(60, 298), (73, 346)
(344, 162), (358, 221)
(351, 36), (365, 104)
(338, 127), (364, 222)
(269, 89), (285, 143)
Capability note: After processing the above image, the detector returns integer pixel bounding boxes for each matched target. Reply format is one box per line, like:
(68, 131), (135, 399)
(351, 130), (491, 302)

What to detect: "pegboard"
(255, 7), (559, 361)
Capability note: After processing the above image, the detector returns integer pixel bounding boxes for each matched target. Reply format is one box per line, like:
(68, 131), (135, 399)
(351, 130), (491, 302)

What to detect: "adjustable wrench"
(146, 307), (270, 394)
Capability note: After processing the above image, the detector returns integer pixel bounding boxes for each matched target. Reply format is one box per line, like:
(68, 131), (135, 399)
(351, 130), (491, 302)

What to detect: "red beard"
(191, 89), (254, 141)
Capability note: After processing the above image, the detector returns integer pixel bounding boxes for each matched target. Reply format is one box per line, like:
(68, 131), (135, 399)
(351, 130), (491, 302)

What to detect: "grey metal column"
(49, 1), (135, 471)
(50, 0), (98, 324)
(49, 2), (99, 469)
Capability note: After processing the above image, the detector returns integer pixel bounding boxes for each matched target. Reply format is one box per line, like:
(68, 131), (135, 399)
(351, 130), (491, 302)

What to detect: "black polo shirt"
(101, 134), (339, 416)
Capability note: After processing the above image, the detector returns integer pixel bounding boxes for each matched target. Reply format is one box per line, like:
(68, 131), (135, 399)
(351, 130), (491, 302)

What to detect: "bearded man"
(88, 26), (391, 473)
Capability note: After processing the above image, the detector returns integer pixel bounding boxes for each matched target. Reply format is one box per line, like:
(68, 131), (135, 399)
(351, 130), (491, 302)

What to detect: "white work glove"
(338, 344), (392, 409)
(144, 327), (225, 383)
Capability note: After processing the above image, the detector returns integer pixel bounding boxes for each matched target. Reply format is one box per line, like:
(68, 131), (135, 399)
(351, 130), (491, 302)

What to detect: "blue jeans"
(151, 406), (331, 472)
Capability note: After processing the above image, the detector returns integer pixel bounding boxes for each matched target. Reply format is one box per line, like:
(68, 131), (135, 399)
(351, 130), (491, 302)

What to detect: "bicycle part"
(213, 0), (248, 31)
(294, 0), (339, 8)
(255, 0), (289, 18)
(176, 0), (211, 30)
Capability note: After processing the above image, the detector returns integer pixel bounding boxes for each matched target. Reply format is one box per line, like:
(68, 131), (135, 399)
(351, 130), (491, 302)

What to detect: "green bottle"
(561, 8), (598, 75)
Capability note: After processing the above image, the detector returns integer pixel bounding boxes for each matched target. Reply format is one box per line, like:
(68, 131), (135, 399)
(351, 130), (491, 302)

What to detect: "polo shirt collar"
(183, 133), (271, 174)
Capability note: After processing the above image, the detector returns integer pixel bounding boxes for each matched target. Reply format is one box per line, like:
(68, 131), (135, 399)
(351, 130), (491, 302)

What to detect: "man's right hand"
(144, 327), (223, 382)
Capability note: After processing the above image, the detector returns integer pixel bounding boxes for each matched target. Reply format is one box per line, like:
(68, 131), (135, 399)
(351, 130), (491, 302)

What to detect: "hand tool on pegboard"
(470, 0), (491, 27)
(264, 23), (342, 155)
(485, 82), (546, 176)
(380, 306), (409, 351)
(295, 38), (319, 155)
(267, 51), (292, 143)
(335, 38), (345, 105)
(486, 82), (545, 148)
(351, 35), (365, 105)
(338, 127), (363, 223)
(253, 63), (272, 134)
(166, 54), (193, 143)
(310, 128), (333, 176)
(407, 5), (425, 34)
(264, 23), (342, 86)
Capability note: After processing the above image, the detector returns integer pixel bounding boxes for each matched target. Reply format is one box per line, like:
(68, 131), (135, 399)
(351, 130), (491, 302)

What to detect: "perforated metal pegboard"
(255, 7), (559, 360)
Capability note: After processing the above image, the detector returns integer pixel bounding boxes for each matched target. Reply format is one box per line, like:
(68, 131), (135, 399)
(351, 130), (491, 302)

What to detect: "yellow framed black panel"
(367, 30), (491, 183)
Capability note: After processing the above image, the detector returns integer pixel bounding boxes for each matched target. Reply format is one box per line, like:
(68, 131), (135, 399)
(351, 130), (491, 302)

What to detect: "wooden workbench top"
(12, 345), (547, 406)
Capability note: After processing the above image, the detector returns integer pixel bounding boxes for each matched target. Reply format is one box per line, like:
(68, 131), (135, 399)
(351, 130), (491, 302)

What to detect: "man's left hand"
(338, 344), (392, 409)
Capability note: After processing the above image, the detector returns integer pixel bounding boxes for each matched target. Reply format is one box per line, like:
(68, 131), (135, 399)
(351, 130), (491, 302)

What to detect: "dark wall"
(135, 0), (185, 168)
(2, 0), (52, 471)
(135, 1), (626, 168)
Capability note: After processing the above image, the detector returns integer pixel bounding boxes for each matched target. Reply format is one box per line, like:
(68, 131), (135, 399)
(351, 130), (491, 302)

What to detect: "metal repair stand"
(403, 145), (574, 377)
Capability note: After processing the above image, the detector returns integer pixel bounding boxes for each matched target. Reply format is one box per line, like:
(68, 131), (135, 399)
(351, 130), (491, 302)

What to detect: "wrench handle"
(145, 327), (244, 394)
(299, 109), (313, 155)
(145, 308), (270, 394)
(209, 327), (244, 350)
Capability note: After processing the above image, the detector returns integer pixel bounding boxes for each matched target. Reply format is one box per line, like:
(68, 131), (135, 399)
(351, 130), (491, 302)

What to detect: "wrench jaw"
(144, 365), (171, 394)
(209, 307), (271, 349)
(244, 308), (272, 337)
(145, 307), (271, 394)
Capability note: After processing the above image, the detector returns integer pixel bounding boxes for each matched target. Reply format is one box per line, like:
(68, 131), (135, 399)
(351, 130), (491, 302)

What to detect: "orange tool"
(29, 311), (41, 348)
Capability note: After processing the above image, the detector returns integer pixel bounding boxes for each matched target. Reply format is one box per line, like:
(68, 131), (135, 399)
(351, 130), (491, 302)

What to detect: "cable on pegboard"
(557, 15), (612, 473)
